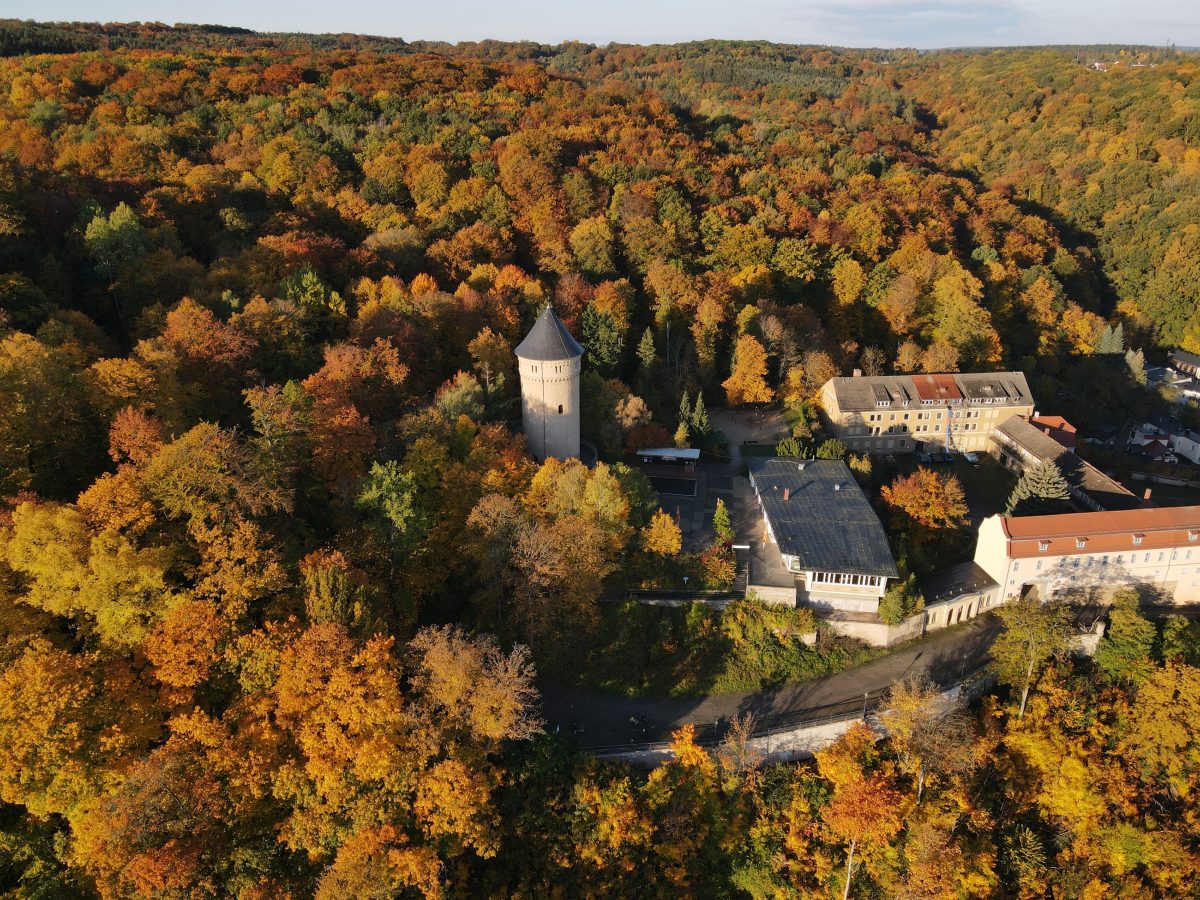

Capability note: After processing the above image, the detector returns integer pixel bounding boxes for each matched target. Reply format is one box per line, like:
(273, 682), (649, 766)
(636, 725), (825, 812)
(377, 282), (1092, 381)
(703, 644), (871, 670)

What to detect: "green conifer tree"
(691, 393), (709, 436)
(637, 328), (657, 371)
(678, 391), (692, 428)
(1004, 459), (1072, 516)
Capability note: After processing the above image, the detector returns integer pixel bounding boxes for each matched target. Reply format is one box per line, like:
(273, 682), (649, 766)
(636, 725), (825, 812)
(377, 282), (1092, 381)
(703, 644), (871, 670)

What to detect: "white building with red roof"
(974, 506), (1200, 604)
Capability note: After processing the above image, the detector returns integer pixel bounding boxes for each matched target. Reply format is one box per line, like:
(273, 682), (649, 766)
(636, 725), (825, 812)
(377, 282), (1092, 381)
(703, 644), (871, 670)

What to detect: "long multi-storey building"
(818, 371), (1035, 454)
(974, 506), (1200, 605)
(990, 414), (1140, 512)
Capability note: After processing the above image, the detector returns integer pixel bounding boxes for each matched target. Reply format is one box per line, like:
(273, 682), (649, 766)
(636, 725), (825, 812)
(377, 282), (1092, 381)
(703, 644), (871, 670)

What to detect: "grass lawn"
(876, 453), (1014, 521)
(576, 598), (882, 698)
(781, 405), (808, 432)
(951, 455), (1017, 520)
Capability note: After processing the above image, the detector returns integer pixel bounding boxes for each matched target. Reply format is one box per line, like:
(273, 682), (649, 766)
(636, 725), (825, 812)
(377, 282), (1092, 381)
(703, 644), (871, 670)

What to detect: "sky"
(10, 0), (1200, 49)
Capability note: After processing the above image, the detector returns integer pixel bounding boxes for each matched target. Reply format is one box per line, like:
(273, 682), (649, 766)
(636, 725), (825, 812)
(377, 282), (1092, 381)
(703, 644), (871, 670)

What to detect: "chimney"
(797, 461), (807, 471)
(852, 368), (862, 378)
(834, 483), (842, 491)
(783, 488), (791, 500)
(1144, 487), (1153, 501)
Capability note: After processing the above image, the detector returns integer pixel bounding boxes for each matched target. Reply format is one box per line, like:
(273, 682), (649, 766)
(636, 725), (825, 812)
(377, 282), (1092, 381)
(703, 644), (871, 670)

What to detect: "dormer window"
(1133, 534), (1144, 546)
(1076, 538), (1088, 549)
(1190, 531), (1199, 542)
(1038, 541), (1050, 552)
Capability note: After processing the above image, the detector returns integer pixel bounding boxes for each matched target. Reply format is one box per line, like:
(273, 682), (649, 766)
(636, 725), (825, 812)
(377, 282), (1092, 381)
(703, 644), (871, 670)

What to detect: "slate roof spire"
(515, 305), (584, 361)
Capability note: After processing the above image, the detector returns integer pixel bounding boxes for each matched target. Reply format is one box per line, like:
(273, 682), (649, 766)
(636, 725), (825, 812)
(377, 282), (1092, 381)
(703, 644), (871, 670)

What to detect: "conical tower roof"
(514, 305), (583, 361)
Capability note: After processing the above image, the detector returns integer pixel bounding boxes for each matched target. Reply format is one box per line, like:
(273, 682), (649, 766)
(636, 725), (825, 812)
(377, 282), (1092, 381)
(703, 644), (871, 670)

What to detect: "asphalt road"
(539, 613), (1004, 750)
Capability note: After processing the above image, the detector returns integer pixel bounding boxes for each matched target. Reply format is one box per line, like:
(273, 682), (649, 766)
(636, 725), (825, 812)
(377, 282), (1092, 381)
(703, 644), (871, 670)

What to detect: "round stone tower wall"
(518, 355), (581, 462)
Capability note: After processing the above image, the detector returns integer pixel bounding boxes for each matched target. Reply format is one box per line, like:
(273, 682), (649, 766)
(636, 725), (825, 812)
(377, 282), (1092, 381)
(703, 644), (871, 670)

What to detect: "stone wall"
(748, 583), (798, 606)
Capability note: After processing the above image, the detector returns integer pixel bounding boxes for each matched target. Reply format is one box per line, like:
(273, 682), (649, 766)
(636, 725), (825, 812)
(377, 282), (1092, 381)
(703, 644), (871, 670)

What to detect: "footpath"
(539, 613), (1003, 750)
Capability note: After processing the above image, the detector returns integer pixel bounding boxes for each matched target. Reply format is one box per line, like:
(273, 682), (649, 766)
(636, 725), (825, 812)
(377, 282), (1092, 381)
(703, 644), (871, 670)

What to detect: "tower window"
(558, 404), (563, 414)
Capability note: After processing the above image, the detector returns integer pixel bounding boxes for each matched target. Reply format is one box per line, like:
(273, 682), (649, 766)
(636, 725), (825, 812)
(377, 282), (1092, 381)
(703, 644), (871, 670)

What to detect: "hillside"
(0, 26), (1197, 898)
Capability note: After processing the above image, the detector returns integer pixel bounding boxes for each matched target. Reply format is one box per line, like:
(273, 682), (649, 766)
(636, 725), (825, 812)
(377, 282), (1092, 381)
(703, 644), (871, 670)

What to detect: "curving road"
(539, 613), (1004, 750)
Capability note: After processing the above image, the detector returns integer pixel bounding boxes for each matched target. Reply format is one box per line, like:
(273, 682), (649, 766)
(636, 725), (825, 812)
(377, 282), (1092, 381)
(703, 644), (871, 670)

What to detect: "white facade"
(518, 354), (580, 462)
(974, 512), (1200, 605)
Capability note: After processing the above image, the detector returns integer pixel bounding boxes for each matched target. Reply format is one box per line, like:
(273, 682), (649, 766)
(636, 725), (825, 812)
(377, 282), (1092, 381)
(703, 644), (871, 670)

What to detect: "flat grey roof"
(918, 561), (998, 605)
(747, 458), (898, 578)
(637, 447), (701, 460)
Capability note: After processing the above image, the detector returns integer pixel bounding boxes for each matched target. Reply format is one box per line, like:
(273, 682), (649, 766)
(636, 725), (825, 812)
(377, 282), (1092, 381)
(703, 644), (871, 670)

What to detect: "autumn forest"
(0, 19), (1198, 898)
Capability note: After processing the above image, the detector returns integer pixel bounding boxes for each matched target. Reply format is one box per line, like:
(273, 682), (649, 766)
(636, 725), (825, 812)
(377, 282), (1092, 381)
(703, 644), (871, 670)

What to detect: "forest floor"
(541, 613), (1003, 749)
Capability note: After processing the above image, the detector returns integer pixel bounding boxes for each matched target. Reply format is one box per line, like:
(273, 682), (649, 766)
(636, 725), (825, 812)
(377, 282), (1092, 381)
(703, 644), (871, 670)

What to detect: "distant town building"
(990, 414), (1140, 512)
(515, 306), (582, 462)
(974, 506), (1200, 605)
(746, 458), (898, 613)
(1128, 417), (1200, 463)
(1169, 349), (1200, 377)
(818, 371), (1035, 454)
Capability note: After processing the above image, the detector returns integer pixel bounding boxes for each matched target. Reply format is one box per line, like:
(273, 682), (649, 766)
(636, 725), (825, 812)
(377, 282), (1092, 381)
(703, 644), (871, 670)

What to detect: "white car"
(962, 452), (980, 464)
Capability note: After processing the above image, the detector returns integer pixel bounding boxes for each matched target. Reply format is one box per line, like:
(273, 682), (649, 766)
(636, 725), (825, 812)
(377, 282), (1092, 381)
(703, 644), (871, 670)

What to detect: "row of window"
(865, 408), (997, 423)
(862, 422), (981, 436)
(1036, 534), (1198, 552)
(1016, 547), (1196, 571)
(809, 571), (884, 588)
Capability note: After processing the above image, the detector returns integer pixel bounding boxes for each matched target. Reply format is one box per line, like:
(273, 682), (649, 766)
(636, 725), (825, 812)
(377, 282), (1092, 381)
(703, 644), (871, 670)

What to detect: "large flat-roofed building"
(818, 371), (1034, 454)
(747, 458), (898, 613)
(991, 415), (1140, 512)
(974, 507), (1200, 605)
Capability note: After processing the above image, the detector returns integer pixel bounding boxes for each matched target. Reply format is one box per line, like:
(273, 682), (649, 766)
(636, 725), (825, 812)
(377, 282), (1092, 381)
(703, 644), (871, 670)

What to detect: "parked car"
(962, 451), (980, 465)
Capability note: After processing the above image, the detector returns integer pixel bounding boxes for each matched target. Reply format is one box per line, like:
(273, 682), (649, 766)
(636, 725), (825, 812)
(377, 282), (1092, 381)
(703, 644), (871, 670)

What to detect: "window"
(1076, 538), (1087, 549)
(557, 404), (563, 414)
(1133, 534), (1143, 545)
(1038, 541), (1049, 552)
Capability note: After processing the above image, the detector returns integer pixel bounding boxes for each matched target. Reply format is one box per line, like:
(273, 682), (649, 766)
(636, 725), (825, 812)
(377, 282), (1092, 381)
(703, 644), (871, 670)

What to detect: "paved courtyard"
(644, 407), (798, 578)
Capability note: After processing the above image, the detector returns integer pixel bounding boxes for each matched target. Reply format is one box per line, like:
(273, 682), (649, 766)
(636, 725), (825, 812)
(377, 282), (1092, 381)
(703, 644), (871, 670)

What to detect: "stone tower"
(515, 305), (583, 462)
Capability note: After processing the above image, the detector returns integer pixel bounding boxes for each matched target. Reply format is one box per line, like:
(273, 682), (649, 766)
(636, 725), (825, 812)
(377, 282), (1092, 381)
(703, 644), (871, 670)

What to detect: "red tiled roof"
(1029, 414), (1077, 449)
(911, 373), (963, 402)
(1002, 506), (1200, 558)
(1030, 415), (1075, 432)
